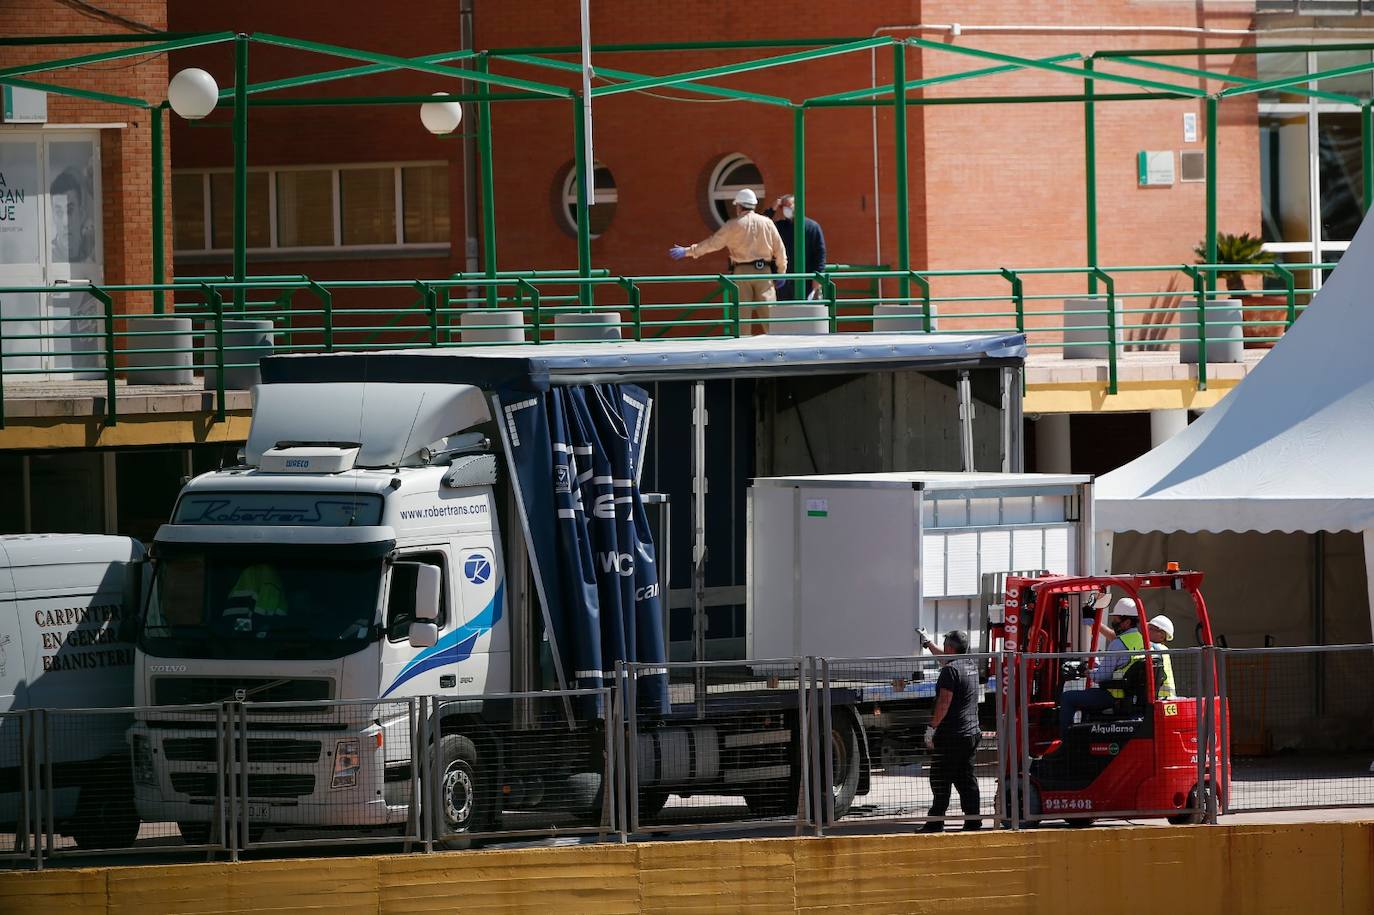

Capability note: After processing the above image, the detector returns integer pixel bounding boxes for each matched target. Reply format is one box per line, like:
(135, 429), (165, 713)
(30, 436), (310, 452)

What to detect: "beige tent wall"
(1114, 531), (1374, 752)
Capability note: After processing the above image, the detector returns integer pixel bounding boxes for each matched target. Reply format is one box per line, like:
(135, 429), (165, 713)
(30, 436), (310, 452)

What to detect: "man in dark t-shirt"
(917, 628), (983, 831)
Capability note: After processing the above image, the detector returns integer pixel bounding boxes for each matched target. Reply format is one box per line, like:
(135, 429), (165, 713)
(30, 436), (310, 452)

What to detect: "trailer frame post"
(957, 370), (975, 472)
(690, 381), (708, 711)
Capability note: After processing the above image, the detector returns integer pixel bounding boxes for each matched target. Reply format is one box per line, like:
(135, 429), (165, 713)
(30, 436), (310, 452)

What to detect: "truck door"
(451, 541), (505, 695)
(380, 549), (452, 698)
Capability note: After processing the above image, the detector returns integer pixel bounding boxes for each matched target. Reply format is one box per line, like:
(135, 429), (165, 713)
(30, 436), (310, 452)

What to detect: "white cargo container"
(747, 472), (1093, 658)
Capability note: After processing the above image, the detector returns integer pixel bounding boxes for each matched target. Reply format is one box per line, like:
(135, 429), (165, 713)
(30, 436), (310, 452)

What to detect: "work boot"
(962, 818), (984, 831)
(919, 821), (945, 833)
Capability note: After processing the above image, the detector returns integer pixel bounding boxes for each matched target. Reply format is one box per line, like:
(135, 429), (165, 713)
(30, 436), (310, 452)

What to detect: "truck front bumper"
(128, 719), (413, 829)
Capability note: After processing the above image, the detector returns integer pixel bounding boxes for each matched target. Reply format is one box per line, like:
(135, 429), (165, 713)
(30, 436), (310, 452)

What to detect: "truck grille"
(153, 677), (331, 706)
(163, 737), (322, 764)
(170, 772), (316, 799)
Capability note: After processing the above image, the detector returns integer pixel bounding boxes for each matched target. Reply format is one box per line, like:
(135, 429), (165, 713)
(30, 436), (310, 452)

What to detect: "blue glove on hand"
(774, 279), (788, 294)
(668, 245), (689, 261)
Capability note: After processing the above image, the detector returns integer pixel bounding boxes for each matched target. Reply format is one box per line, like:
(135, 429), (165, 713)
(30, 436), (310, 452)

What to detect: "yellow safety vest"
(1114, 630), (1175, 700)
(227, 564), (287, 617)
(1107, 630), (1145, 700)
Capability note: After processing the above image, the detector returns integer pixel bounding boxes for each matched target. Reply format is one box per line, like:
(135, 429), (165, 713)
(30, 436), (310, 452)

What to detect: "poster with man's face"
(47, 140), (95, 265)
(0, 141), (40, 267)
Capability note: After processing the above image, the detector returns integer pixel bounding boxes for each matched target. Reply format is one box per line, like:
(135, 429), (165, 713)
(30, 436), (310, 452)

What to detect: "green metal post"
(792, 106), (806, 301)
(1363, 102), (1373, 214)
(232, 34), (249, 310)
(97, 286), (117, 425)
(477, 55), (499, 308)
(1085, 59), (1098, 295)
(572, 94), (592, 308)
(1000, 268), (1024, 333)
(151, 106), (165, 314)
(1205, 97), (1218, 292)
(1092, 268), (1117, 395)
(893, 43), (911, 304)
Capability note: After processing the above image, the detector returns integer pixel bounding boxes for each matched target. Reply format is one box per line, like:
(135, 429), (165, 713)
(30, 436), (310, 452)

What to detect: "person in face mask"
(765, 194), (827, 301)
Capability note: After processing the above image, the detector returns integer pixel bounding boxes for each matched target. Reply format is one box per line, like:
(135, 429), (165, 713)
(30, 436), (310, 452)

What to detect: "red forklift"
(992, 566), (1228, 826)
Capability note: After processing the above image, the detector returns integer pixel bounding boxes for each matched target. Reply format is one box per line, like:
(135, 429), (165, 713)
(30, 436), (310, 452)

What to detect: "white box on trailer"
(747, 472), (1093, 659)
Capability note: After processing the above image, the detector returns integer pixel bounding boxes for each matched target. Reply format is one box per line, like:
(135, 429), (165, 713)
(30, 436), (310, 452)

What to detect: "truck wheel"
(638, 788), (669, 821)
(177, 822), (212, 846)
(69, 788), (140, 850)
(438, 734), (480, 850)
(829, 714), (862, 819)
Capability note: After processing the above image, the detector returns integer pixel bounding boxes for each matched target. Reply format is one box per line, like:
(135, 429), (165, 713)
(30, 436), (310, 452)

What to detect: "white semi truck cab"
(129, 382), (516, 840)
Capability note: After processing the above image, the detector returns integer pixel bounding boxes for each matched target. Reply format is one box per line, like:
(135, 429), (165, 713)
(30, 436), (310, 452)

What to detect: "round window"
(559, 162), (617, 238)
(707, 154), (764, 227)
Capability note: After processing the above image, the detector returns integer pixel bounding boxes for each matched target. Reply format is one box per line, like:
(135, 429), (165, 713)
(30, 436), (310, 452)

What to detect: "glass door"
(43, 135), (103, 377)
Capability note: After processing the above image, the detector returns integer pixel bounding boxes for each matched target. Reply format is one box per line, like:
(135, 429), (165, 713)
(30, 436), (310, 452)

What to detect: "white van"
(0, 534), (144, 849)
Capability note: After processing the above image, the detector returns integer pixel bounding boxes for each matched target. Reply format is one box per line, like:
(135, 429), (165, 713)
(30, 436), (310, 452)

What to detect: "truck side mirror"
(413, 563), (441, 623)
(408, 621), (438, 649)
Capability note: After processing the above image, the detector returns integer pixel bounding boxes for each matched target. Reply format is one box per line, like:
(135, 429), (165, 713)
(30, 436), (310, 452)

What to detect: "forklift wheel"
(1167, 783), (1210, 825)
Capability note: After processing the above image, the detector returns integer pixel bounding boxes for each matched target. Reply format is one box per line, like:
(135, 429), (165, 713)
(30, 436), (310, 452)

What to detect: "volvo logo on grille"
(149, 665), (188, 672)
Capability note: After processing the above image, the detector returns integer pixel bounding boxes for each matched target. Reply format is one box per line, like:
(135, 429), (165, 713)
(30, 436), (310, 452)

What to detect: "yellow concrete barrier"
(1, 824), (1370, 914)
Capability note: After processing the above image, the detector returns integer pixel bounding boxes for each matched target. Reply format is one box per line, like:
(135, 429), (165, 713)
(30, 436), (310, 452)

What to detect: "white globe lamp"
(420, 93), (463, 135)
(167, 68), (219, 120)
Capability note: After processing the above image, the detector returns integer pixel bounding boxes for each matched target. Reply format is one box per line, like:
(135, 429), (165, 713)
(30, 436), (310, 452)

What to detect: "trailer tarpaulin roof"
(261, 332), (1026, 389)
(1096, 214), (1374, 535)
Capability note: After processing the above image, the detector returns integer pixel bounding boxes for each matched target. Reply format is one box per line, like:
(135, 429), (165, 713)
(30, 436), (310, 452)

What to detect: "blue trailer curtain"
(496, 383), (667, 716)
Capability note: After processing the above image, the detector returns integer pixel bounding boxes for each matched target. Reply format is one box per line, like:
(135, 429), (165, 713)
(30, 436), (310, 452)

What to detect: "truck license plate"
(248, 804), (272, 819)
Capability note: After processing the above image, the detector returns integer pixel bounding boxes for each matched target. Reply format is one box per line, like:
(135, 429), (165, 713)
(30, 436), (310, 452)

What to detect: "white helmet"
(1112, 597), (1140, 618)
(732, 187), (759, 208)
(1148, 614), (1175, 641)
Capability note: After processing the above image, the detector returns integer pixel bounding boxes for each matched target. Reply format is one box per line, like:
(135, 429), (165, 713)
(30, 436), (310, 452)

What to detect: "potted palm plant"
(1194, 232), (1288, 349)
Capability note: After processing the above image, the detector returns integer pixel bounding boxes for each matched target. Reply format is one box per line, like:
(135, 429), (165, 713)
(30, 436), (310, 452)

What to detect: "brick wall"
(159, 2), (1260, 331)
(2, 1), (170, 315)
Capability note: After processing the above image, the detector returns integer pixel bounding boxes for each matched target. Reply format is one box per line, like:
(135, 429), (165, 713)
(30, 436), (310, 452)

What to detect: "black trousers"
(928, 732), (981, 818)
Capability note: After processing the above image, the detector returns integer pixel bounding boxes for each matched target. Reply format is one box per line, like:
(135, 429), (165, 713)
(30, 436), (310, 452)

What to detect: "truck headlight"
(132, 736), (156, 786)
(331, 738), (361, 789)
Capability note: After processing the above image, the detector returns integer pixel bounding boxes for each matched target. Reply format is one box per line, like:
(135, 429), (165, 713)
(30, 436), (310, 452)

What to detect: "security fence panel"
(43, 704), (230, 858)
(1015, 647), (1221, 826)
(237, 698), (420, 852)
(817, 654), (1003, 833)
(0, 711), (36, 866)
(626, 659), (810, 836)
(429, 688), (616, 847)
(1220, 644), (1374, 813)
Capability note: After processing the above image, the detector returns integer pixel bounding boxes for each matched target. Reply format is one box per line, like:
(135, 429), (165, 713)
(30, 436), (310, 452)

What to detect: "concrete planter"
(1063, 296), (1122, 360)
(553, 312), (621, 342)
(201, 319), (274, 391)
(766, 304), (830, 335)
(460, 309), (526, 344)
(125, 316), (194, 385)
(1180, 298), (1244, 364)
(870, 304), (936, 333)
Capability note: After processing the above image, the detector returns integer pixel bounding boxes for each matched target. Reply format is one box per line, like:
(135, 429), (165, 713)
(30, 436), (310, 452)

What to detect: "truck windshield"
(141, 549), (384, 660)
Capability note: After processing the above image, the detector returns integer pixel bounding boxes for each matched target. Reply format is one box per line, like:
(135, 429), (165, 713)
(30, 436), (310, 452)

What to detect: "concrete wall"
(5, 824), (1372, 914)
(758, 369), (1005, 477)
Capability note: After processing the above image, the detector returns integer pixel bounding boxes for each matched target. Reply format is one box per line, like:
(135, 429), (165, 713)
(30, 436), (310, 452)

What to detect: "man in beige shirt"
(669, 187), (787, 332)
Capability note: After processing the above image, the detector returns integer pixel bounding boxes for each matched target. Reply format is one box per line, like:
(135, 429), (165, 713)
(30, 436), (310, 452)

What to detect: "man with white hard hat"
(1058, 597), (1147, 736)
(668, 186), (788, 330)
(1147, 614), (1177, 699)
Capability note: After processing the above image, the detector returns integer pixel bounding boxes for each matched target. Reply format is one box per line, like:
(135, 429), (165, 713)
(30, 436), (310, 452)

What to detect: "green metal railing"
(0, 262), (1330, 428)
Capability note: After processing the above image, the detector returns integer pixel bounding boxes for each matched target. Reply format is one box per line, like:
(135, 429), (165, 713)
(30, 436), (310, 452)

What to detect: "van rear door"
(0, 541), (24, 713)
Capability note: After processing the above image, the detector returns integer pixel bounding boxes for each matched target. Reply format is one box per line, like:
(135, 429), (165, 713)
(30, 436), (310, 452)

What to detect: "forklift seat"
(1099, 655), (1166, 715)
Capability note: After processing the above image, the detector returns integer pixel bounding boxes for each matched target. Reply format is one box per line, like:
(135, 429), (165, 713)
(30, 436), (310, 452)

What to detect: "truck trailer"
(127, 334), (1033, 842)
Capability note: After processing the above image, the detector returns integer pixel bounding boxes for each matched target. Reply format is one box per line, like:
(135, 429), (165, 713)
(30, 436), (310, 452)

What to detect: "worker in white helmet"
(1058, 597), (1146, 736)
(1147, 614), (1177, 699)
(668, 186), (788, 332)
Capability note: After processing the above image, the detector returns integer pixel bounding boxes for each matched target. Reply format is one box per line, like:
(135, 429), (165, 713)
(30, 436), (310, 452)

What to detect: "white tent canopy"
(1096, 213), (1374, 642)
(1097, 213), (1374, 536)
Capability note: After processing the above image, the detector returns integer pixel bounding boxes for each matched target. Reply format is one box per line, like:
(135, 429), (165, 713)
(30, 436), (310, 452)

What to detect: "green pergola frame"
(3, 30), (1372, 310)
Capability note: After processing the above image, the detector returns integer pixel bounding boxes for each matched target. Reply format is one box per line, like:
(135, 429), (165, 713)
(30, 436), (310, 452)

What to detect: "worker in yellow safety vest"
(1059, 597), (1146, 735)
(226, 563), (288, 620)
(1146, 614), (1177, 699)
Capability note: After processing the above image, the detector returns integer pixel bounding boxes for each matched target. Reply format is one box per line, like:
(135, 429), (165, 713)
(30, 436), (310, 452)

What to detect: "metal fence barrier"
(816, 654), (1003, 833)
(1220, 643), (1374, 814)
(623, 658), (812, 837)
(4, 646), (1374, 868)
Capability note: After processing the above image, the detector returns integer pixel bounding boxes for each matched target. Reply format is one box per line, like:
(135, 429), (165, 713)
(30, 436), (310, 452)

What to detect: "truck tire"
(742, 777), (800, 818)
(637, 788), (669, 821)
(829, 714), (862, 819)
(177, 821), (212, 846)
(437, 734), (481, 850)
(69, 781), (141, 850)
